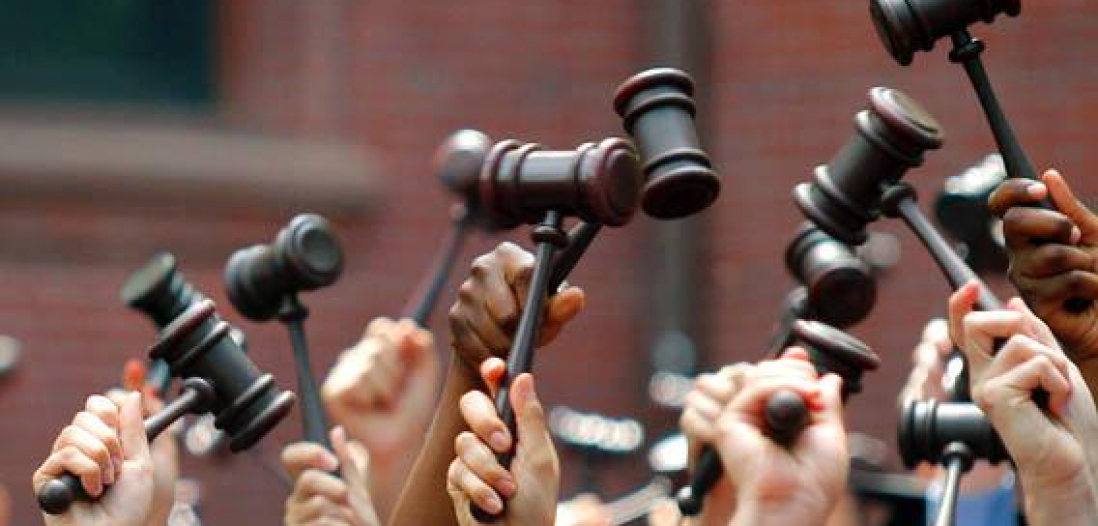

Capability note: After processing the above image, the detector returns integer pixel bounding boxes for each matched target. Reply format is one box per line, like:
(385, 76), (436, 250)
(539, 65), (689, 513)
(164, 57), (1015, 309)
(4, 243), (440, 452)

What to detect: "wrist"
(1020, 470), (1098, 526)
(731, 485), (832, 526)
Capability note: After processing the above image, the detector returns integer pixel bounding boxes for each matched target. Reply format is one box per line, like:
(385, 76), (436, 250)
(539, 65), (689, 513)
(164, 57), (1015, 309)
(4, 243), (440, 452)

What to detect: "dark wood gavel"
(224, 213), (343, 448)
(784, 223), (877, 329)
(675, 320), (880, 517)
(870, 0), (1040, 186)
(469, 137), (643, 522)
(37, 300), (295, 514)
(898, 398), (1008, 526)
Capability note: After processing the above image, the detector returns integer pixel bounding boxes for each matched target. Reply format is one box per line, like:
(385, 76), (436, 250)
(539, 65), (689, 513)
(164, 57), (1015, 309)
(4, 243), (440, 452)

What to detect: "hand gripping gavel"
(898, 398), (1007, 526)
(675, 320), (881, 517)
(225, 213), (342, 448)
(37, 300), (295, 514)
(869, 0), (1041, 186)
(472, 67), (721, 522)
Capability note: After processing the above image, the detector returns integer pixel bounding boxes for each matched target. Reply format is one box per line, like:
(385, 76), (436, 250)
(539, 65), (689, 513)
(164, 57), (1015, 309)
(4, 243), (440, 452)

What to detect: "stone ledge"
(0, 112), (378, 217)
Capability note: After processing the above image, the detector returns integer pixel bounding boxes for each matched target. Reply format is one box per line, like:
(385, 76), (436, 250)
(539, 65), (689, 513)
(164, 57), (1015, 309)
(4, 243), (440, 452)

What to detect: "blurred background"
(0, 1), (1096, 524)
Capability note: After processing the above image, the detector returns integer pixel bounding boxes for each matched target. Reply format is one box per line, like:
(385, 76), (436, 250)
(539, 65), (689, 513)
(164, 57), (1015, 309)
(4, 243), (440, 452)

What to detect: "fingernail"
(485, 493), (503, 514)
(497, 477), (517, 497)
(1027, 183), (1046, 198)
(490, 431), (510, 452)
(1072, 226), (1082, 244)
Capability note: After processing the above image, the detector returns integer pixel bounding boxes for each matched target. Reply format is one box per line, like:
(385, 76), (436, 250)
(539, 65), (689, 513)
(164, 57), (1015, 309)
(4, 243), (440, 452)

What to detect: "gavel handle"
(548, 222), (602, 291)
(405, 208), (473, 327)
(283, 312), (332, 449)
(932, 442), (975, 526)
(949, 31), (1041, 186)
(470, 212), (568, 522)
(37, 381), (209, 514)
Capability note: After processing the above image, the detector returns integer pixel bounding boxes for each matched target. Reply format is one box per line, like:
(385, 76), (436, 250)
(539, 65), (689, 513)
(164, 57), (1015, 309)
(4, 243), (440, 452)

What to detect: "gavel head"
(898, 399), (1007, 467)
(870, 0), (1021, 65)
(121, 252), (205, 328)
(785, 223), (876, 328)
(934, 154), (1008, 273)
(149, 300), (295, 452)
(224, 213), (344, 321)
(478, 138), (643, 228)
(792, 320), (880, 397)
(794, 87), (944, 245)
(435, 129), (494, 226)
(614, 68), (720, 219)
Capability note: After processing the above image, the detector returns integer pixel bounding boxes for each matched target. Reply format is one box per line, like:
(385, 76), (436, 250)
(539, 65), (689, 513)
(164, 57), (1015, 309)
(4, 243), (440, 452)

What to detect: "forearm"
(1020, 473), (1098, 526)
(389, 355), (481, 526)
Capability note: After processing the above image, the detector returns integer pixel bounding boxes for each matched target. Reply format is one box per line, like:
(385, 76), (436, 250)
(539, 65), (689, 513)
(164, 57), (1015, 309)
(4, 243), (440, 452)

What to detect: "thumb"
(1044, 170), (1098, 235)
(814, 374), (844, 427)
(119, 391), (150, 462)
(331, 426), (371, 490)
(512, 374), (551, 453)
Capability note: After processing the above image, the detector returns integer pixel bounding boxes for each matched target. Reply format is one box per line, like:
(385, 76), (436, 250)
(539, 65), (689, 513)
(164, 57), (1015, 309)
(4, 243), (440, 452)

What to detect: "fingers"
(1044, 170), (1098, 234)
(54, 414), (120, 486)
(1027, 270), (1098, 310)
(285, 492), (358, 526)
(988, 178), (1047, 217)
(976, 334), (1072, 414)
(282, 442), (339, 481)
(459, 389), (511, 454)
(540, 286), (586, 344)
(814, 373), (844, 426)
(36, 445), (105, 497)
(118, 391), (150, 463)
(1002, 207), (1080, 249)
(511, 374), (553, 455)
(447, 457), (504, 515)
(947, 281), (981, 354)
(478, 357), (507, 397)
(454, 432), (516, 498)
(1013, 243), (1095, 279)
(294, 470), (350, 506)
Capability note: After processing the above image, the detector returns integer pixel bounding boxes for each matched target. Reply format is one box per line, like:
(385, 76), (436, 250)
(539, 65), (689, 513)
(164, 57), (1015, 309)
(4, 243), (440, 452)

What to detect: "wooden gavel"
(225, 213), (343, 448)
(675, 320), (880, 517)
(870, 0), (1046, 192)
(37, 300), (295, 514)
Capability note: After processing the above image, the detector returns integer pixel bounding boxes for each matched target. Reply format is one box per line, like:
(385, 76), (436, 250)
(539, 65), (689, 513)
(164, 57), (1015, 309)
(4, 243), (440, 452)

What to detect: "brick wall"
(3, 2), (1097, 524)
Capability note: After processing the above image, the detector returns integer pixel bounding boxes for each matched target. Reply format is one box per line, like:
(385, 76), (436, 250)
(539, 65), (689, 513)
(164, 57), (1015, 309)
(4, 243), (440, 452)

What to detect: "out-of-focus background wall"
(0, 1), (1095, 524)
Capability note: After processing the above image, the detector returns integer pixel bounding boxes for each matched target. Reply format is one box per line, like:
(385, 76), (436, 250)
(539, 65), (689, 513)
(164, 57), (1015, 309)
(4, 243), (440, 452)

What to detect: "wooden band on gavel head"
(870, 0), (1021, 65)
(794, 87), (943, 245)
(224, 213), (344, 321)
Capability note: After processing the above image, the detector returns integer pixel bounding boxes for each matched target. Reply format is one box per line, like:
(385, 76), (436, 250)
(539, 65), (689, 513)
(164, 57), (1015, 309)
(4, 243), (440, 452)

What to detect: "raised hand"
(712, 355), (848, 526)
(281, 426), (381, 526)
(322, 317), (441, 517)
(948, 281), (1098, 525)
(988, 170), (1098, 376)
(447, 358), (559, 526)
(449, 242), (585, 370)
(33, 392), (154, 526)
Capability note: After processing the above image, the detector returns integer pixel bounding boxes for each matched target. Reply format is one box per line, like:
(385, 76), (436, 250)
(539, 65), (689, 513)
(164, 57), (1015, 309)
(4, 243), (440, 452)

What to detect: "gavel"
(469, 137), (643, 521)
(403, 130), (497, 327)
(898, 398), (1007, 526)
(224, 213), (342, 448)
(473, 67), (721, 522)
(675, 320), (880, 517)
(934, 154), (1008, 274)
(37, 300), (295, 514)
